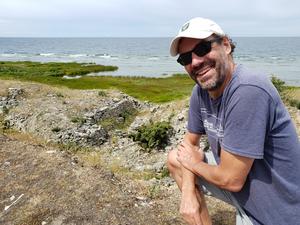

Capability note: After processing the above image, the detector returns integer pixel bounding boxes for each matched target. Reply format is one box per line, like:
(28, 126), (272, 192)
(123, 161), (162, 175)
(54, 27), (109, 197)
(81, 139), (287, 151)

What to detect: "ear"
(222, 37), (232, 55)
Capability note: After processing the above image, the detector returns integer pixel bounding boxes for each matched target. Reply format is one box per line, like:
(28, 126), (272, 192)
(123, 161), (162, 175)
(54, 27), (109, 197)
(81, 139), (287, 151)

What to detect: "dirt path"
(0, 133), (236, 225)
(0, 134), (185, 225)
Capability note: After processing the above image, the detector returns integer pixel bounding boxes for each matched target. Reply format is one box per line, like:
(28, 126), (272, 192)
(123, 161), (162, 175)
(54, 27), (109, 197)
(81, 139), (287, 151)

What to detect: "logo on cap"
(181, 22), (189, 32)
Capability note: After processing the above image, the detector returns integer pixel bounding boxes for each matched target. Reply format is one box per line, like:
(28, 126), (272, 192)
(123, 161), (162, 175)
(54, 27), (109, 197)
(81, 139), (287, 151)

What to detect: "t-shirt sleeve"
(222, 85), (272, 159)
(187, 85), (206, 134)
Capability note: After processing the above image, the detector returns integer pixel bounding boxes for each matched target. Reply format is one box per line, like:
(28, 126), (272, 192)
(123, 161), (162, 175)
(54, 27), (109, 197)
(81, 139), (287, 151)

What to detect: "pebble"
(4, 161), (11, 167)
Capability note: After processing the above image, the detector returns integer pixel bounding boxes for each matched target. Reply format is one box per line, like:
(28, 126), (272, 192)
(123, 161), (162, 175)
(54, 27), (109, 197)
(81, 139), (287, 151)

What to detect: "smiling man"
(167, 17), (300, 225)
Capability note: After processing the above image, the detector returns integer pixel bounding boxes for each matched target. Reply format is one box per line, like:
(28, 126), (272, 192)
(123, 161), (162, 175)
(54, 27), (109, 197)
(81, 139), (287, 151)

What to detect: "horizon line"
(0, 35), (300, 38)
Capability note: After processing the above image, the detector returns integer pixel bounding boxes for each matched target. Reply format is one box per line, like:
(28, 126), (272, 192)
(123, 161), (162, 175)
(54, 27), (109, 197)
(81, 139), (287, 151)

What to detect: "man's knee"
(167, 149), (180, 173)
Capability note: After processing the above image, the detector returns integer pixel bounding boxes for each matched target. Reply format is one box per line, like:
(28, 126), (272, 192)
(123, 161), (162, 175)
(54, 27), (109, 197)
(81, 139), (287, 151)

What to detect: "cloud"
(0, 0), (299, 37)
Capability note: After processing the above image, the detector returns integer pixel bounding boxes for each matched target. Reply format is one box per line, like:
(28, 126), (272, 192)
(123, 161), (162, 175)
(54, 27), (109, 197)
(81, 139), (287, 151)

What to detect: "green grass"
(270, 76), (300, 109)
(0, 61), (194, 103)
(0, 61), (118, 77)
(284, 86), (300, 109)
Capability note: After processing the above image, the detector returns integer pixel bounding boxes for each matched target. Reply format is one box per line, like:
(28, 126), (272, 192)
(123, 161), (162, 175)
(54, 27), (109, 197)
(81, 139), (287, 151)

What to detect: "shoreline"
(1, 61), (300, 104)
(1, 37), (300, 84)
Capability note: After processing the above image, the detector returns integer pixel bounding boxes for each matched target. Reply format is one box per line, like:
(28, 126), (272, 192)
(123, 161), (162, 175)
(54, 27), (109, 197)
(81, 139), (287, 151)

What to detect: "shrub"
(98, 90), (107, 97)
(130, 121), (173, 151)
(271, 75), (286, 96)
(289, 99), (300, 109)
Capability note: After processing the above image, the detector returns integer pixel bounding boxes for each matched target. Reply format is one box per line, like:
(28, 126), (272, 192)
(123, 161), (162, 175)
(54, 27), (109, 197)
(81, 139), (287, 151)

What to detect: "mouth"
(193, 63), (215, 81)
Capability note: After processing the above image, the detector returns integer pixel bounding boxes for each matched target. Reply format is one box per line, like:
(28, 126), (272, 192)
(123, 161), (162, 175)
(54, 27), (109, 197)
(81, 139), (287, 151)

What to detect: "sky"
(0, 0), (299, 37)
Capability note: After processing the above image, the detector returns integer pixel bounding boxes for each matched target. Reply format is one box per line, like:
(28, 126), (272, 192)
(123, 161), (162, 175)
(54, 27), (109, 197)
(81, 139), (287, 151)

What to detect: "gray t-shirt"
(188, 65), (300, 225)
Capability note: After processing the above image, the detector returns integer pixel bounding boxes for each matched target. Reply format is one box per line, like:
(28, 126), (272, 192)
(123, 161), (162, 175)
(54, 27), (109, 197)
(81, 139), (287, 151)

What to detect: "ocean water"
(0, 37), (299, 85)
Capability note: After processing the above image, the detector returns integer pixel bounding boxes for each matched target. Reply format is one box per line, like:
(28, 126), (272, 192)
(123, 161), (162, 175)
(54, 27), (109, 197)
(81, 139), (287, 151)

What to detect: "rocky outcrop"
(57, 124), (108, 146)
(2, 88), (142, 147)
(0, 83), (190, 173)
(0, 88), (24, 114)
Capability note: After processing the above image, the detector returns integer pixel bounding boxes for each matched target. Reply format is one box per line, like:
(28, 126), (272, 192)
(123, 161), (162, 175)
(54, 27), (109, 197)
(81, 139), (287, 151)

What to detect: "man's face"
(178, 37), (231, 91)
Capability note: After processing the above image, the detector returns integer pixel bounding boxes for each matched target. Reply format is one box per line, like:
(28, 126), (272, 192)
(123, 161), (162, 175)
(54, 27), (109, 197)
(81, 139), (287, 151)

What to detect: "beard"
(190, 58), (227, 91)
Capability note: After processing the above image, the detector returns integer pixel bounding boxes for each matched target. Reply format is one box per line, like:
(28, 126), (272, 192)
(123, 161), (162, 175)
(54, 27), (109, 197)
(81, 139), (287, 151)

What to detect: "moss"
(58, 142), (92, 154)
(99, 109), (138, 131)
(70, 116), (86, 124)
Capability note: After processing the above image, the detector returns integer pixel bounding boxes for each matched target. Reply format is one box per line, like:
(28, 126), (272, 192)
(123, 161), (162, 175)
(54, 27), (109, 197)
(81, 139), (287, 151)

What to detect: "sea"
(0, 37), (299, 85)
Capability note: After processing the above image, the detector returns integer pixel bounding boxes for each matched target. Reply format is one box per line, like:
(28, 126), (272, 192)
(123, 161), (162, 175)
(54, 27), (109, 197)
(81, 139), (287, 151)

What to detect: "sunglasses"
(177, 37), (223, 66)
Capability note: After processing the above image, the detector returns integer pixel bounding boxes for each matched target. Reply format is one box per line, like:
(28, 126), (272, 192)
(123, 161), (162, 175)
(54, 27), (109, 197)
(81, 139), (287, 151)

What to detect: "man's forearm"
(191, 161), (243, 192)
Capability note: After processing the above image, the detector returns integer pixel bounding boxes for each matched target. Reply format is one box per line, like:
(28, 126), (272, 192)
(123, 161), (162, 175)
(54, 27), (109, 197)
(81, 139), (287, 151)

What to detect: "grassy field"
(1, 61), (299, 104)
(0, 61), (194, 103)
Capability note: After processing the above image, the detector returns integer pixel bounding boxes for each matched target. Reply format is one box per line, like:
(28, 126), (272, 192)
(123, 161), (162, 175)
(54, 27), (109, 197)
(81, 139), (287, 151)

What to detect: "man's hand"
(180, 189), (203, 225)
(177, 141), (204, 172)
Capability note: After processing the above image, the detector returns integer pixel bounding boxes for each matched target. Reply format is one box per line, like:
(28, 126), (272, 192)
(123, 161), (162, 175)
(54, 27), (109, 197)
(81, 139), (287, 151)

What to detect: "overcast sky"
(0, 0), (299, 37)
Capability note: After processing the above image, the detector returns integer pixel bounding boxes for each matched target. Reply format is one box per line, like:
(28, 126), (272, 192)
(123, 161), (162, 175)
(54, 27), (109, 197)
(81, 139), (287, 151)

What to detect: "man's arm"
(178, 142), (254, 192)
(181, 132), (203, 191)
(179, 131), (206, 225)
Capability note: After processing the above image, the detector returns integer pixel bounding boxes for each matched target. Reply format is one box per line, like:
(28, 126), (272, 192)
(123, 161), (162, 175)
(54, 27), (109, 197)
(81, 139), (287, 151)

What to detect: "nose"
(190, 52), (205, 69)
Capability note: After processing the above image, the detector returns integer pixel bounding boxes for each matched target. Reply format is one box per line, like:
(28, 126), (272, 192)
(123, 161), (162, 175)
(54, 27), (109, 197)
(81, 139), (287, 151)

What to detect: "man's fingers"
(181, 213), (202, 225)
(182, 140), (193, 148)
(193, 213), (203, 225)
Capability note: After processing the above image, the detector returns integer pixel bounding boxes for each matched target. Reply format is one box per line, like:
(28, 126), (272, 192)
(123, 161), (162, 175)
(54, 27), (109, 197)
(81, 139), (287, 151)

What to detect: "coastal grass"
(0, 61), (194, 103)
(3, 61), (298, 104)
(271, 76), (300, 109)
(285, 86), (300, 109)
(0, 61), (118, 77)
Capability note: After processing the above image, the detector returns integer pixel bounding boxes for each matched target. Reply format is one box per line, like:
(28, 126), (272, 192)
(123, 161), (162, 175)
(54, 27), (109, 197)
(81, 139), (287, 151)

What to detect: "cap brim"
(169, 31), (214, 56)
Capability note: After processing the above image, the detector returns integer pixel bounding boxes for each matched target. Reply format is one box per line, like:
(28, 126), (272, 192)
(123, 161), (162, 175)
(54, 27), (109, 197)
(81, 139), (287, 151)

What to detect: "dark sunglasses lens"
(177, 39), (219, 66)
(177, 53), (191, 66)
(193, 42), (211, 57)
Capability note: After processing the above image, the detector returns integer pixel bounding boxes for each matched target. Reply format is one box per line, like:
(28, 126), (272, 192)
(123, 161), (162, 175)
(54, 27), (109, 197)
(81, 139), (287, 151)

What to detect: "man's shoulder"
(233, 65), (270, 87)
(228, 65), (278, 98)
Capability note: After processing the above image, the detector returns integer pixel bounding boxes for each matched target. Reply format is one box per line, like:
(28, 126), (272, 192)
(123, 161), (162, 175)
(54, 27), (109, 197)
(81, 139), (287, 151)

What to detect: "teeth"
(197, 66), (211, 76)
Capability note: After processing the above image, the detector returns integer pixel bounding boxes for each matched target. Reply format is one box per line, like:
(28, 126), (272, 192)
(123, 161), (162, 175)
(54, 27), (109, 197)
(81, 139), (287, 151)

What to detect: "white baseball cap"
(170, 17), (225, 56)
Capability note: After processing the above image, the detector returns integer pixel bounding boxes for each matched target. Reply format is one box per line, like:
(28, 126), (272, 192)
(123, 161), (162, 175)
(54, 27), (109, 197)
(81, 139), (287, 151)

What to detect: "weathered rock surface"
(0, 81), (197, 174)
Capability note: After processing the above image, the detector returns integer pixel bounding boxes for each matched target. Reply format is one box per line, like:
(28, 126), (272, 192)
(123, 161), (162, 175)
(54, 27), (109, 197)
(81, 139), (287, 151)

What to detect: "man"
(167, 17), (300, 225)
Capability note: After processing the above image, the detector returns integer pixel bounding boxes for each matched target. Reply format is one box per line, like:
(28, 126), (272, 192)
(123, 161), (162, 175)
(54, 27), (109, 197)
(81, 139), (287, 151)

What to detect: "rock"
(116, 117), (125, 123)
(177, 113), (185, 121)
(112, 98), (120, 103)
(60, 124), (108, 147)
(8, 88), (24, 99)
(150, 107), (158, 113)
(152, 162), (166, 173)
(0, 88), (24, 113)
(135, 196), (148, 201)
(3, 161), (11, 168)
(71, 156), (79, 164)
